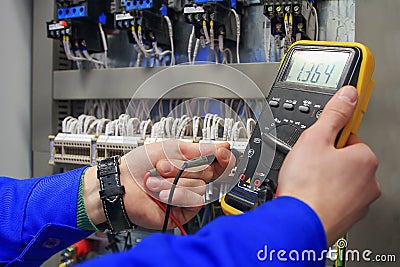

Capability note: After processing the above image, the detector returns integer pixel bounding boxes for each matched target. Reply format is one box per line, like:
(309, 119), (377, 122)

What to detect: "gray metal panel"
(33, 151), (54, 177)
(0, 0), (33, 178)
(32, 0), (55, 159)
(347, 1), (400, 266)
(53, 63), (279, 99)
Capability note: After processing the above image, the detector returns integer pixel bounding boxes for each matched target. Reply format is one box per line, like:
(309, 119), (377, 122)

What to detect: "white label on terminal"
(184, 6), (205, 13)
(115, 13), (134, 20)
(49, 24), (65, 30)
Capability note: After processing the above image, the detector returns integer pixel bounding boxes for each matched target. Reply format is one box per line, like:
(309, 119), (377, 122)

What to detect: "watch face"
(284, 50), (351, 89)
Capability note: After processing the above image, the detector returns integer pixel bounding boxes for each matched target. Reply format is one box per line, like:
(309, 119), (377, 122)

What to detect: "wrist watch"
(96, 155), (134, 233)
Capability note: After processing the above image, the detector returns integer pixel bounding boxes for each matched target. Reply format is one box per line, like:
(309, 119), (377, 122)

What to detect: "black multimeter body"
(222, 41), (375, 215)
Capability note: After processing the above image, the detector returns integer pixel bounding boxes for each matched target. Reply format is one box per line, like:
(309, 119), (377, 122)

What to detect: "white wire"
(131, 28), (153, 58)
(96, 118), (110, 136)
(231, 121), (246, 141)
(179, 117), (192, 139)
(73, 50), (82, 69)
(118, 114), (130, 136)
(69, 120), (78, 134)
(127, 118), (140, 136)
(152, 41), (162, 66)
(151, 122), (159, 138)
(212, 49), (219, 64)
(114, 120), (120, 136)
(209, 21), (215, 51)
(176, 115), (188, 138)
(87, 120), (100, 135)
(82, 50), (106, 67)
(223, 48), (233, 64)
(165, 117), (174, 138)
(218, 34), (224, 50)
(172, 118), (180, 137)
(192, 39), (200, 65)
(224, 118), (234, 141)
(192, 116), (201, 140)
(139, 120), (146, 136)
(212, 117), (224, 140)
(133, 44), (144, 67)
(206, 114), (215, 140)
(202, 113), (210, 140)
(98, 23), (108, 68)
(188, 26), (195, 64)
(158, 117), (166, 138)
(231, 9), (241, 63)
(76, 115), (87, 134)
(62, 39), (87, 62)
(311, 6), (319, 40)
(200, 35), (206, 48)
(203, 23), (211, 45)
(142, 119), (152, 139)
(105, 120), (116, 136)
(164, 16), (175, 66)
(218, 35), (226, 63)
(83, 116), (97, 134)
(62, 116), (75, 133)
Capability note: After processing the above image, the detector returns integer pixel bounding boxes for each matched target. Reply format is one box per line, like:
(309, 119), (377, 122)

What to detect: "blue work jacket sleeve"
(79, 196), (328, 267)
(0, 167), (93, 266)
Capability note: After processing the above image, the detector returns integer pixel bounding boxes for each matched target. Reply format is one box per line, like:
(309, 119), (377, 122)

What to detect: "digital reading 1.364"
(285, 50), (350, 89)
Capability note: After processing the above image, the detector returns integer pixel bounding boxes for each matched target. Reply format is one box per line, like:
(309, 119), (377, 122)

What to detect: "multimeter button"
(283, 103), (294, 110)
(269, 100), (279, 107)
(299, 106), (310, 113)
(316, 109), (323, 119)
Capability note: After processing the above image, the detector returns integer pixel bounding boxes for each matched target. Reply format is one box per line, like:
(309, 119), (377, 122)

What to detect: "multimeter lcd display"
(285, 50), (350, 89)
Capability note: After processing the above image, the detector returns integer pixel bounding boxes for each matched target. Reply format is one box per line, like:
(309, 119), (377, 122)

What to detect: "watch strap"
(96, 156), (134, 233)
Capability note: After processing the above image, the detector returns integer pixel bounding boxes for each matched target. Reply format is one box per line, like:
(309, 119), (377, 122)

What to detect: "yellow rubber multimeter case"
(221, 41), (375, 216)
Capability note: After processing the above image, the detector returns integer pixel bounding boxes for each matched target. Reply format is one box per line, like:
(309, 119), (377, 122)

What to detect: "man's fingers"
(159, 188), (205, 207)
(156, 146), (234, 181)
(146, 176), (206, 195)
(160, 140), (229, 162)
(315, 86), (358, 145)
(156, 159), (214, 181)
(213, 147), (236, 178)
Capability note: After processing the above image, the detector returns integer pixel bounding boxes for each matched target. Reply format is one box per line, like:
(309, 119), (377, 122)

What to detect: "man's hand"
(278, 85), (381, 245)
(83, 140), (234, 230)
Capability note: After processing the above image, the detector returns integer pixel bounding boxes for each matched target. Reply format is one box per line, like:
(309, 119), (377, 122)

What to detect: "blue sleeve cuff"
(22, 167), (91, 244)
(0, 168), (93, 265)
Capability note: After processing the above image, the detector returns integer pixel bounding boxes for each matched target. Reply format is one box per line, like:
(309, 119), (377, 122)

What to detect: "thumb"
(315, 86), (358, 145)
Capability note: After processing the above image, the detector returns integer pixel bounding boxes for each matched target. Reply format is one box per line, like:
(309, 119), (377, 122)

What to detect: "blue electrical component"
(98, 12), (107, 25)
(57, 8), (68, 19)
(160, 4), (168, 16)
(57, 6), (87, 19)
(194, 0), (236, 9)
(125, 0), (153, 11)
(231, 0), (236, 9)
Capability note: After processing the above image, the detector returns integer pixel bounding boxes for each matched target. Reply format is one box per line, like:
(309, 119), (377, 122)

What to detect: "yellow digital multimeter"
(221, 41), (375, 216)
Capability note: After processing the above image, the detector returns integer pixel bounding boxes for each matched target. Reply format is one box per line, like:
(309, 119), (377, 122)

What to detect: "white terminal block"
(96, 135), (140, 161)
(49, 133), (142, 166)
(52, 133), (97, 165)
(199, 139), (248, 153)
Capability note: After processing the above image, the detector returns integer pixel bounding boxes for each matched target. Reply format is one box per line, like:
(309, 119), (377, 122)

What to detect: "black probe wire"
(160, 149), (241, 233)
(162, 163), (188, 232)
